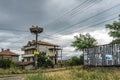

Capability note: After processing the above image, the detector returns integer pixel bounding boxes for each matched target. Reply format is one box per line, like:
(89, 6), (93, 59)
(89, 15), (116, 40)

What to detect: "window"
(27, 57), (30, 62)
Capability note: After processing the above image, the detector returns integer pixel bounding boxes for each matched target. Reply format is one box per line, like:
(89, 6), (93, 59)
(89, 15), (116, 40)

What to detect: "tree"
(106, 15), (120, 44)
(79, 55), (84, 65)
(72, 33), (97, 51)
(37, 52), (53, 68)
(62, 55), (84, 66)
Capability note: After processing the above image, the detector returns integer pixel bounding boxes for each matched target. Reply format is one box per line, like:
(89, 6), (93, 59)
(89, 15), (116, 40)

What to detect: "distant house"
(0, 49), (19, 62)
(21, 40), (61, 69)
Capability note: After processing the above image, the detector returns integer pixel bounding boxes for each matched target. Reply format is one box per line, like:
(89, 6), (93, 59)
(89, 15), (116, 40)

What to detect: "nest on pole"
(30, 25), (43, 34)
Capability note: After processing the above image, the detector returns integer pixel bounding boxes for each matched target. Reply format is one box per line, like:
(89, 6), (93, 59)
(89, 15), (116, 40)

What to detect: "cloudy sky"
(0, 0), (120, 60)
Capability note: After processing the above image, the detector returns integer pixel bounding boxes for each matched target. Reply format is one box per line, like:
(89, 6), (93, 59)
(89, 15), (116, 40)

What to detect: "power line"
(43, 0), (100, 36)
(0, 14), (118, 41)
(42, 14), (118, 40)
(67, 0), (91, 15)
(60, 0), (97, 19)
(10, 14), (116, 39)
(69, 16), (118, 34)
(57, 0), (98, 27)
(0, 0), (99, 39)
(64, 13), (120, 34)
(46, 3), (120, 36)
(70, 0), (98, 16)
(0, 4), (119, 40)
(43, 0), (101, 37)
(44, 0), (95, 28)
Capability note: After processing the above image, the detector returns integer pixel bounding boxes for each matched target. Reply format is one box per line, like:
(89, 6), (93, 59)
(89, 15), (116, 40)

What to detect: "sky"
(0, 0), (120, 60)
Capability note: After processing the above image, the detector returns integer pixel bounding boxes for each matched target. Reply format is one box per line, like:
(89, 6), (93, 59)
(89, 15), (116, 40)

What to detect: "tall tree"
(106, 15), (120, 44)
(72, 33), (97, 51)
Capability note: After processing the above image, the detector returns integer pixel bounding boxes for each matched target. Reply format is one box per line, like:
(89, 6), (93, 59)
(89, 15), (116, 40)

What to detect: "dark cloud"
(0, 0), (120, 60)
(0, 0), (103, 33)
(0, 0), (49, 31)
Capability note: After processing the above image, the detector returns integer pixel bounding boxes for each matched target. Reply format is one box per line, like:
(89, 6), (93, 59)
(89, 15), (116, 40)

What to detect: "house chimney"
(7, 49), (10, 51)
(28, 41), (31, 43)
(33, 40), (35, 42)
(1, 48), (4, 51)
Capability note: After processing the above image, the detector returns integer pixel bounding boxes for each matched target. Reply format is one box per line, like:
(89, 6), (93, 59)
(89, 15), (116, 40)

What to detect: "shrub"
(0, 59), (17, 69)
(0, 59), (12, 69)
(37, 52), (53, 68)
(62, 55), (84, 66)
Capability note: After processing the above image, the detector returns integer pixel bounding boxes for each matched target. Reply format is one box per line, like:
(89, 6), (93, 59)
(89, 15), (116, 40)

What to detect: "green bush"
(37, 52), (53, 68)
(62, 55), (83, 66)
(0, 59), (17, 69)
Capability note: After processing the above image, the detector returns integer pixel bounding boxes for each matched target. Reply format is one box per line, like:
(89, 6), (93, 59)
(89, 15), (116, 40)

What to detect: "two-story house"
(0, 49), (19, 62)
(21, 40), (61, 69)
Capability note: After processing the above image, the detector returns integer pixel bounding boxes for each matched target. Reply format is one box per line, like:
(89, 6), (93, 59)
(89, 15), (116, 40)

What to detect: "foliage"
(0, 59), (17, 69)
(109, 39), (120, 44)
(63, 55), (83, 66)
(10, 61), (17, 68)
(72, 33), (97, 51)
(106, 15), (120, 44)
(0, 68), (42, 74)
(44, 59), (54, 68)
(79, 55), (84, 65)
(37, 52), (53, 68)
(0, 59), (11, 68)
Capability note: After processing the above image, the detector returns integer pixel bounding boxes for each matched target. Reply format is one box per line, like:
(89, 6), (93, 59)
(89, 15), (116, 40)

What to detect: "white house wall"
(38, 45), (56, 56)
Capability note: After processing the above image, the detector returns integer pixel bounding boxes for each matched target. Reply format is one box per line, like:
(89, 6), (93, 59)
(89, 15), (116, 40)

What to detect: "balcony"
(22, 46), (35, 51)
(23, 54), (34, 58)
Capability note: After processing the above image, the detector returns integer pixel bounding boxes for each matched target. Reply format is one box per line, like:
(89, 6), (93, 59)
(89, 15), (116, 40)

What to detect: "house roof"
(49, 48), (62, 50)
(18, 62), (34, 66)
(24, 40), (59, 47)
(37, 41), (59, 47)
(21, 46), (35, 50)
(0, 49), (19, 56)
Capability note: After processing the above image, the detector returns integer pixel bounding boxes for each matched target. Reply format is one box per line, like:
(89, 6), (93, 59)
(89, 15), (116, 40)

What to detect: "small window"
(27, 57), (30, 62)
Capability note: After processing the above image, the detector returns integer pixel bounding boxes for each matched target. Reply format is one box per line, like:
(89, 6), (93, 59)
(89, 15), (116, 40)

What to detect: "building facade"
(21, 40), (61, 69)
(0, 49), (19, 62)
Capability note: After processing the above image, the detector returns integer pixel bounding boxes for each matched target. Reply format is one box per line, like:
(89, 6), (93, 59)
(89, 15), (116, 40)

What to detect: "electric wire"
(46, 3), (120, 36)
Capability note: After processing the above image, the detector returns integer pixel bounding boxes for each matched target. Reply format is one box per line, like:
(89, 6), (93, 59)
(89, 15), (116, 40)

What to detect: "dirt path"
(0, 74), (25, 80)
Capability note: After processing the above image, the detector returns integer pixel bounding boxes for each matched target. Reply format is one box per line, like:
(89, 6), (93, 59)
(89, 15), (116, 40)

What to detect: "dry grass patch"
(25, 66), (120, 80)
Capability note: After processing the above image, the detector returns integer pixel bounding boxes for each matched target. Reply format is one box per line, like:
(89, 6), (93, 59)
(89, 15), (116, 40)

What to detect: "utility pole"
(61, 49), (62, 67)
(30, 25), (43, 69)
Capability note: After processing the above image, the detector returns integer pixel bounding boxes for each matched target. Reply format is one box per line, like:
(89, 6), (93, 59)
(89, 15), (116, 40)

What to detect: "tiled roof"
(18, 62), (34, 66)
(49, 48), (62, 50)
(38, 41), (59, 47)
(22, 46), (35, 50)
(26, 40), (59, 47)
(0, 50), (19, 56)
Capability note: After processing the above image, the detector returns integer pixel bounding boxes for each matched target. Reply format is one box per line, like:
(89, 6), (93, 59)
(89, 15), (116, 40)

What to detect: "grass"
(25, 66), (120, 80)
(0, 66), (77, 74)
(0, 66), (120, 80)
(0, 75), (15, 78)
(0, 68), (39, 74)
